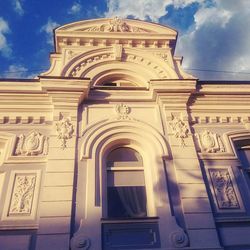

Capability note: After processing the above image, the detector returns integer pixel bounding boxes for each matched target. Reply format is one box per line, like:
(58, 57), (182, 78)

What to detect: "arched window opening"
(106, 147), (147, 218)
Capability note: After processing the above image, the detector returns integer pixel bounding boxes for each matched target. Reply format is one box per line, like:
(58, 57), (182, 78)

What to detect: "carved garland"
(169, 115), (189, 147)
(56, 115), (74, 149)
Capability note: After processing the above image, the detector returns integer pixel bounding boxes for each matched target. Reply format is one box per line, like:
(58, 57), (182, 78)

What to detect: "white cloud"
(2, 64), (27, 78)
(105, 0), (206, 22)
(12, 0), (24, 16)
(68, 2), (82, 15)
(176, 0), (250, 80)
(0, 17), (12, 57)
(40, 18), (59, 46)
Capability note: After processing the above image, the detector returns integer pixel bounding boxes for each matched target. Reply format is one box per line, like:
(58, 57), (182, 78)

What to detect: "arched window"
(235, 139), (250, 188)
(106, 147), (147, 218)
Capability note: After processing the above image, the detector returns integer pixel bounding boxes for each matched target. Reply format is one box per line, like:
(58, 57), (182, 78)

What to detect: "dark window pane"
(238, 149), (250, 168)
(108, 186), (147, 218)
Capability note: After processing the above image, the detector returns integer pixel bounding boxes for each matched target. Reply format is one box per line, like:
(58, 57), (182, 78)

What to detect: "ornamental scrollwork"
(15, 131), (49, 156)
(169, 115), (189, 147)
(9, 174), (36, 215)
(170, 230), (189, 248)
(196, 130), (225, 153)
(71, 234), (91, 250)
(209, 169), (240, 209)
(56, 115), (74, 149)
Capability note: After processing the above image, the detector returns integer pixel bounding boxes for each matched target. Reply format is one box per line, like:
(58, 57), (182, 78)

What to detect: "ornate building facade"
(0, 17), (250, 250)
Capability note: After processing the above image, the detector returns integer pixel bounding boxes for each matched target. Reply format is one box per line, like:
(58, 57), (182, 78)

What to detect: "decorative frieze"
(8, 174), (36, 215)
(15, 131), (49, 156)
(56, 115), (74, 149)
(196, 130), (225, 153)
(209, 169), (240, 209)
(169, 115), (189, 147)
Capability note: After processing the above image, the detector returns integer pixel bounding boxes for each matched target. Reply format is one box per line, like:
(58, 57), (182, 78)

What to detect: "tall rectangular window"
(106, 147), (147, 218)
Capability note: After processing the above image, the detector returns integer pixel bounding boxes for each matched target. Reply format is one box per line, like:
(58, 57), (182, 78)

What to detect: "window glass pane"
(107, 186), (147, 218)
(107, 147), (142, 168)
(238, 149), (250, 168)
(107, 171), (145, 186)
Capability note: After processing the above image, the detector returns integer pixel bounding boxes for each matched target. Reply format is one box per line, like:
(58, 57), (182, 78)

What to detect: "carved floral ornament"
(169, 115), (189, 147)
(15, 131), (48, 156)
(83, 17), (150, 33)
(196, 130), (225, 153)
(9, 174), (36, 215)
(209, 168), (240, 209)
(56, 115), (74, 149)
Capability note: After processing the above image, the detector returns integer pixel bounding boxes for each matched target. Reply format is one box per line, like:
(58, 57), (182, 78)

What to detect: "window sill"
(215, 216), (250, 223)
(101, 217), (159, 223)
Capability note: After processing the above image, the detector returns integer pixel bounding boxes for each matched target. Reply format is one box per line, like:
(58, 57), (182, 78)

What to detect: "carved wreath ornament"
(115, 103), (130, 119)
(56, 116), (74, 149)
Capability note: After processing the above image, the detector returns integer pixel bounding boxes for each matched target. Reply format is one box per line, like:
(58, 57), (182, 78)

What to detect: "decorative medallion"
(115, 103), (130, 119)
(209, 169), (240, 209)
(169, 115), (189, 147)
(170, 230), (189, 248)
(56, 115), (74, 149)
(196, 130), (225, 153)
(8, 174), (36, 215)
(15, 131), (48, 156)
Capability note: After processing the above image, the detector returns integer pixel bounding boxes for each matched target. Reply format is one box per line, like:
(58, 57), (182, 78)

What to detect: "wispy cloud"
(40, 18), (60, 46)
(1, 64), (32, 78)
(0, 17), (12, 58)
(68, 2), (82, 15)
(12, 0), (25, 16)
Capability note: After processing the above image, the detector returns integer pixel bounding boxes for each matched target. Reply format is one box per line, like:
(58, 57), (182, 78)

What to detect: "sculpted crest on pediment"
(79, 17), (152, 33)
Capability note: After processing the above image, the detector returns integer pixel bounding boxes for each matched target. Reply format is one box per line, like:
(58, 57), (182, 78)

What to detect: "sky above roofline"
(0, 0), (250, 80)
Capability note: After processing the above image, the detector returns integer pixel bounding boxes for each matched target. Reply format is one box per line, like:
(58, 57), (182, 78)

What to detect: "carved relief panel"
(207, 166), (245, 213)
(15, 131), (49, 156)
(1, 169), (42, 228)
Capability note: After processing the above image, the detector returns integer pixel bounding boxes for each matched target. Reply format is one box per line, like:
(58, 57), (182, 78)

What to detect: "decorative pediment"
(56, 17), (177, 35)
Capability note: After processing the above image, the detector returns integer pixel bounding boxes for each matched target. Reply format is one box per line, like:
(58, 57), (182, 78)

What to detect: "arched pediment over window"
(41, 17), (196, 80)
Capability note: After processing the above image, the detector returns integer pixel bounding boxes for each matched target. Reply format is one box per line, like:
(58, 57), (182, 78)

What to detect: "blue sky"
(0, 0), (249, 80)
